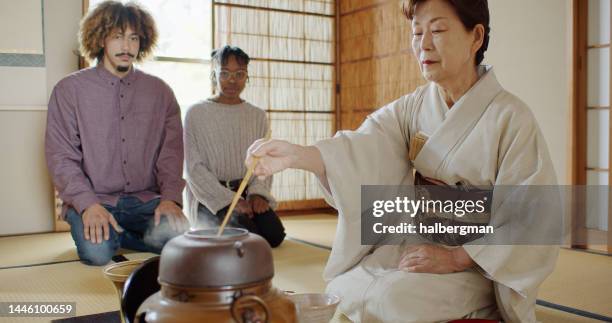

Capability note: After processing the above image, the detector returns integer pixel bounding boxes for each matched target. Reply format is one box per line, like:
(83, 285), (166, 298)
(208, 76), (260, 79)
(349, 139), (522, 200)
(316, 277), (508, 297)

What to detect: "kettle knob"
(234, 241), (245, 257)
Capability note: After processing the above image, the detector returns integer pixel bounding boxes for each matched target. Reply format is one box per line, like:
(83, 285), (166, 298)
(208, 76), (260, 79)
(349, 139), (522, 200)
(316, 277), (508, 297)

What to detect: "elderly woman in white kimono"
(247, 0), (559, 322)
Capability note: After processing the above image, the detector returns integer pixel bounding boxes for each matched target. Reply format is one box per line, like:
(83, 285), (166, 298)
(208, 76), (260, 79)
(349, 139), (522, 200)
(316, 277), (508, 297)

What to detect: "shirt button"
(122, 138), (125, 142)
(120, 94), (124, 98)
(121, 116), (125, 120)
(123, 160), (127, 164)
(127, 182), (130, 186)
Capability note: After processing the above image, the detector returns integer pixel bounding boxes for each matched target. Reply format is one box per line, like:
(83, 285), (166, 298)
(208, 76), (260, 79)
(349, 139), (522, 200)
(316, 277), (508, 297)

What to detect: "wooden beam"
(586, 167), (609, 172)
(250, 57), (333, 66)
(213, 2), (334, 18)
(277, 199), (330, 211)
(570, 0), (588, 249)
(335, 0), (341, 131)
(608, 0), (612, 254)
(587, 43), (610, 49)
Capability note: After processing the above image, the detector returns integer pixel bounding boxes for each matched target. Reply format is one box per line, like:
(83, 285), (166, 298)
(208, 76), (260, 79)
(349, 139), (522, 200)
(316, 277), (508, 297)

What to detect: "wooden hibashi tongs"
(217, 128), (272, 236)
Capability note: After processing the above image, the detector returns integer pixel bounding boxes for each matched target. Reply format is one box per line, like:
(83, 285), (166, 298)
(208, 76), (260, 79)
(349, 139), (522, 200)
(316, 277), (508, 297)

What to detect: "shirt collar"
(96, 63), (138, 85)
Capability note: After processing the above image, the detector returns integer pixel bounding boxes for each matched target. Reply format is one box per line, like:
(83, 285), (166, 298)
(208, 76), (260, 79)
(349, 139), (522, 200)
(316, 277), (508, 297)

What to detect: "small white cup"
(288, 293), (340, 323)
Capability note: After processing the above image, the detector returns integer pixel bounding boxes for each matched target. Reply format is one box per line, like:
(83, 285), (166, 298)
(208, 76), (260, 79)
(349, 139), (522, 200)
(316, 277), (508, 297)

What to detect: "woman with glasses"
(184, 45), (286, 247)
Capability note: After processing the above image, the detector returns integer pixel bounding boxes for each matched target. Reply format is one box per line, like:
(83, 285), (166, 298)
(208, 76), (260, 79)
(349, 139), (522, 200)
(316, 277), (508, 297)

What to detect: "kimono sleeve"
(313, 93), (419, 280)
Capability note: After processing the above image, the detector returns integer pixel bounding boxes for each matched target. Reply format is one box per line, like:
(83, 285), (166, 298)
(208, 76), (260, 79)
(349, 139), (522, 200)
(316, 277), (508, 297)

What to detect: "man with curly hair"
(45, 1), (188, 266)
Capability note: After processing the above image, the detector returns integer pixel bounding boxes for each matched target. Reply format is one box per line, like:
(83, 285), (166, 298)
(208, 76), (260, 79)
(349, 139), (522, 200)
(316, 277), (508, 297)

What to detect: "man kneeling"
(45, 1), (187, 266)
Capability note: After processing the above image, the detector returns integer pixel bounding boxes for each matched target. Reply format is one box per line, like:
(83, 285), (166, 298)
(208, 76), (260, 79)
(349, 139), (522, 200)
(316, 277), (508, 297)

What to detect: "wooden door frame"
(569, 0), (612, 254)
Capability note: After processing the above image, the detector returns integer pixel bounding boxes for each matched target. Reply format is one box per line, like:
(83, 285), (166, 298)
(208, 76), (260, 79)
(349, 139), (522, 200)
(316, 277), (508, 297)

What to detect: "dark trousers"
(197, 203), (286, 248)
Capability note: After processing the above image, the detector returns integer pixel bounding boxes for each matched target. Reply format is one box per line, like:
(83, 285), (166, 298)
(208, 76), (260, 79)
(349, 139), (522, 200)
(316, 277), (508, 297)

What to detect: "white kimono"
(315, 66), (559, 323)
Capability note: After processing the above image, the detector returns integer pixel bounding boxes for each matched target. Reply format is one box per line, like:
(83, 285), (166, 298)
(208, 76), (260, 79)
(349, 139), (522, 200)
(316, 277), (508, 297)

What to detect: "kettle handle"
(231, 294), (270, 323)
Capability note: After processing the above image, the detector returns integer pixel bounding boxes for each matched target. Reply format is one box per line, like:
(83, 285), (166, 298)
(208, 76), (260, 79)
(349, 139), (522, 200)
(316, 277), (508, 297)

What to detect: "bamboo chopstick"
(217, 128), (272, 236)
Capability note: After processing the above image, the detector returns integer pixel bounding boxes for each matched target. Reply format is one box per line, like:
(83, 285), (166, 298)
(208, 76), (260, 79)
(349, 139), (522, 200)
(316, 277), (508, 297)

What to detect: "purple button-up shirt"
(45, 64), (185, 216)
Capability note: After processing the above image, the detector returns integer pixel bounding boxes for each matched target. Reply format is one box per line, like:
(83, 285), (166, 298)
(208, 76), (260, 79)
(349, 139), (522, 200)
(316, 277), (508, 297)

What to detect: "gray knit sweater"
(184, 99), (276, 219)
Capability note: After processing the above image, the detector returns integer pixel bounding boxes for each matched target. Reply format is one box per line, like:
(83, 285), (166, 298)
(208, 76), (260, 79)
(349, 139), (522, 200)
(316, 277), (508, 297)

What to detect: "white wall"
(0, 0), (81, 235)
(485, 0), (571, 184)
(0, 0), (44, 54)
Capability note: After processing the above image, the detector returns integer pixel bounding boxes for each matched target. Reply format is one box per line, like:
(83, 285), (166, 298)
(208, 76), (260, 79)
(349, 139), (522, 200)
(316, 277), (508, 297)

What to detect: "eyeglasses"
(217, 70), (248, 81)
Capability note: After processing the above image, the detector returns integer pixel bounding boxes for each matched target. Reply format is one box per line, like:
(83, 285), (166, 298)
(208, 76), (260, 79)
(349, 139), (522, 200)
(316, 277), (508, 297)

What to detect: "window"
(213, 1), (335, 207)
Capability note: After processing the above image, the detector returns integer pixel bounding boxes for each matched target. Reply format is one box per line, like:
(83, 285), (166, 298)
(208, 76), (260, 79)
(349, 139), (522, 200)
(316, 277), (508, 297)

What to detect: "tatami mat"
(0, 232), (78, 268)
(0, 214), (339, 269)
(0, 262), (117, 323)
(535, 306), (605, 323)
(282, 214), (337, 248)
(537, 248), (612, 317)
(0, 252), (156, 323)
(0, 213), (338, 268)
(271, 240), (330, 294)
(0, 232), (142, 270)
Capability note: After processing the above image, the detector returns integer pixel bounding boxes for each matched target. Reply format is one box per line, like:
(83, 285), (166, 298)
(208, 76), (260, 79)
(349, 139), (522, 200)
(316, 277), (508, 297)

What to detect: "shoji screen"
(572, 0), (612, 253)
(212, 0), (336, 210)
(586, 0), (610, 231)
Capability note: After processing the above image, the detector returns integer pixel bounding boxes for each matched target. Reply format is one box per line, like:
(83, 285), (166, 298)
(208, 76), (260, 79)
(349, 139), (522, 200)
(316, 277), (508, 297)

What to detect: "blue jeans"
(65, 196), (182, 266)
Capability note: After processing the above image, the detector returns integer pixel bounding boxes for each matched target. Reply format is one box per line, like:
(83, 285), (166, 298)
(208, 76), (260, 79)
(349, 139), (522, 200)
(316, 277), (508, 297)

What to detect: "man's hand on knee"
(154, 200), (189, 231)
(82, 203), (123, 244)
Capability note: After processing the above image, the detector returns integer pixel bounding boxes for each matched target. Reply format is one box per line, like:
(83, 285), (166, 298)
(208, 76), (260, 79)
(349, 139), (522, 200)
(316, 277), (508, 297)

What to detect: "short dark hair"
(210, 45), (250, 88)
(402, 0), (490, 65)
(211, 45), (250, 68)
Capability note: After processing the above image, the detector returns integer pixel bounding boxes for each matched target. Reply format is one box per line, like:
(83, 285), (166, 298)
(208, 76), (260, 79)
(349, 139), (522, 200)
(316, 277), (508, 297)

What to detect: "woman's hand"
(398, 244), (475, 274)
(246, 139), (300, 178)
(235, 199), (254, 218)
(247, 139), (327, 188)
(249, 195), (270, 214)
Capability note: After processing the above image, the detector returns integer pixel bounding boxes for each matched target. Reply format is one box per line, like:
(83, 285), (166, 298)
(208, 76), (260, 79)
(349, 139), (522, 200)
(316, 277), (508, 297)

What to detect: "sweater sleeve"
(184, 107), (236, 214)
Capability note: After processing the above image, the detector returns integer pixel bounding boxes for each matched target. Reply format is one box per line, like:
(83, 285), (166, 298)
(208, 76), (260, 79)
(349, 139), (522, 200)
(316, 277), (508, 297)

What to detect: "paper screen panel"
(213, 1), (335, 207)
